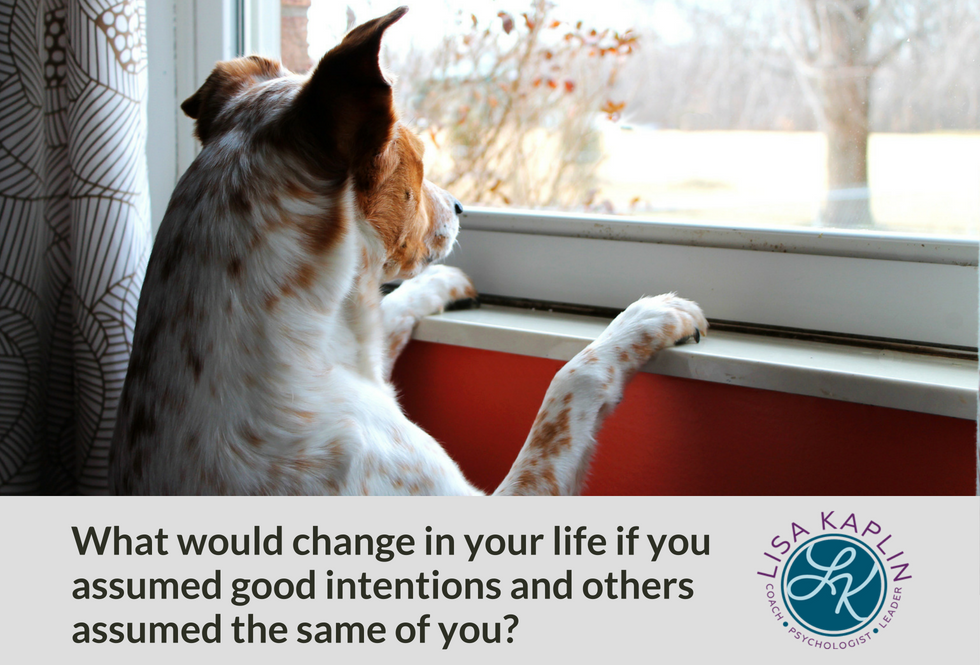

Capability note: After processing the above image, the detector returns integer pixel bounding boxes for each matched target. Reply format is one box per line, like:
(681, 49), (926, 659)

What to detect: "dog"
(108, 6), (706, 495)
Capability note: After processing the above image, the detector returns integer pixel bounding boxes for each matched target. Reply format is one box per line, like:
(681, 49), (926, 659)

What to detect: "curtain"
(0, 0), (150, 494)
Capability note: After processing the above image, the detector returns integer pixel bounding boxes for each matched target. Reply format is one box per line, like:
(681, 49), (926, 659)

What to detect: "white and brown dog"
(108, 7), (706, 495)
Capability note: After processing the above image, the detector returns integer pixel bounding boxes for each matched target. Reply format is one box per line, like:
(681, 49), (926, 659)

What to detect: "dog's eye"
(404, 189), (413, 201)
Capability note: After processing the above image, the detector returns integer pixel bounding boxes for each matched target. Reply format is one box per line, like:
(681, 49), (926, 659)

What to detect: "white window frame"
(145, 0), (279, 232)
(449, 208), (979, 349)
(143, 3), (980, 351)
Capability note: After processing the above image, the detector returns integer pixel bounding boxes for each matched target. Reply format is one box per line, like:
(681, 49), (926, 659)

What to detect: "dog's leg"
(381, 264), (476, 381)
(493, 294), (707, 496)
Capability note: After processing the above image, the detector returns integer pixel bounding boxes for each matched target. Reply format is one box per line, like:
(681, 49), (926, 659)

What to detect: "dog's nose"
(453, 199), (464, 215)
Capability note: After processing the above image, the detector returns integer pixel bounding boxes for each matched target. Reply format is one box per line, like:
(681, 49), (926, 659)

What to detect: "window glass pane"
(289, 0), (979, 237)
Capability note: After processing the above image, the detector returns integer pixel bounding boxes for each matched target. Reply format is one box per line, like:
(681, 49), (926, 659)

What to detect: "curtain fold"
(0, 0), (150, 494)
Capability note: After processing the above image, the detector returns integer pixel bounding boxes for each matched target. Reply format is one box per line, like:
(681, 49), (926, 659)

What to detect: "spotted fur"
(108, 7), (707, 496)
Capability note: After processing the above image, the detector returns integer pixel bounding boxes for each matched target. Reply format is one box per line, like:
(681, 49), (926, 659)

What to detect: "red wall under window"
(391, 341), (977, 495)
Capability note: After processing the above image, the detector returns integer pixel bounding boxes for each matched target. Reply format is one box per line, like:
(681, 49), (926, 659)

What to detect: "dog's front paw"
(554, 294), (706, 421)
(423, 264), (478, 309)
(387, 264), (477, 319)
(596, 293), (707, 366)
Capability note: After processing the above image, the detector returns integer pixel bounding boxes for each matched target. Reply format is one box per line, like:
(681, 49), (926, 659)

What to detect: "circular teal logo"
(781, 534), (886, 636)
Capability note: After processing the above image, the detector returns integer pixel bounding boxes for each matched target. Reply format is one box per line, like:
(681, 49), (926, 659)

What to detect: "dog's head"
(180, 6), (461, 281)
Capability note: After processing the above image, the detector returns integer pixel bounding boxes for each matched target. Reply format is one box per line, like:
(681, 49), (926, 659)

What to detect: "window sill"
(412, 305), (978, 421)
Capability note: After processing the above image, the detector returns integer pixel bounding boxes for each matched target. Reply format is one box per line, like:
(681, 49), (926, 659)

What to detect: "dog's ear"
(182, 56), (283, 143)
(298, 6), (408, 183)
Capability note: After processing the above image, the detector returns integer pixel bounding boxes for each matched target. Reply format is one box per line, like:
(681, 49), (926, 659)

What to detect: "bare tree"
(784, 0), (923, 227)
(391, 1), (637, 209)
(616, 0), (977, 135)
(872, 0), (980, 132)
(621, 1), (815, 132)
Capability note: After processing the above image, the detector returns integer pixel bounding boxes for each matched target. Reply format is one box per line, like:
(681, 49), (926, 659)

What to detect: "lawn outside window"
(143, 1), (980, 418)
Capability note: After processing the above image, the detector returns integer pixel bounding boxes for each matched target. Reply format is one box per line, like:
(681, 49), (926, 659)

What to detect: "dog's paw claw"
(674, 329), (701, 346)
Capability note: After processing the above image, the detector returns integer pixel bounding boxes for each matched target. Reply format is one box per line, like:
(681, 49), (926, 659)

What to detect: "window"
(298, 0), (979, 238)
(145, 1), (979, 351)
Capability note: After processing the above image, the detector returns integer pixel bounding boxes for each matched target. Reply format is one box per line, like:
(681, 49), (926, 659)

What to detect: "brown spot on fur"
(540, 467), (560, 495)
(180, 330), (204, 381)
(228, 187), (252, 217)
(601, 366), (617, 392)
(298, 210), (346, 255)
(239, 424), (262, 447)
(281, 262), (317, 298)
(510, 461), (560, 495)
(294, 263), (317, 289)
(528, 407), (571, 459)
(227, 256), (244, 280)
(128, 403), (157, 445)
(512, 469), (535, 494)
(187, 349), (204, 382)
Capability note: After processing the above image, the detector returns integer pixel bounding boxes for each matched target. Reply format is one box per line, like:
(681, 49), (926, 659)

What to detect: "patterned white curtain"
(0, 0), (150, 494)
